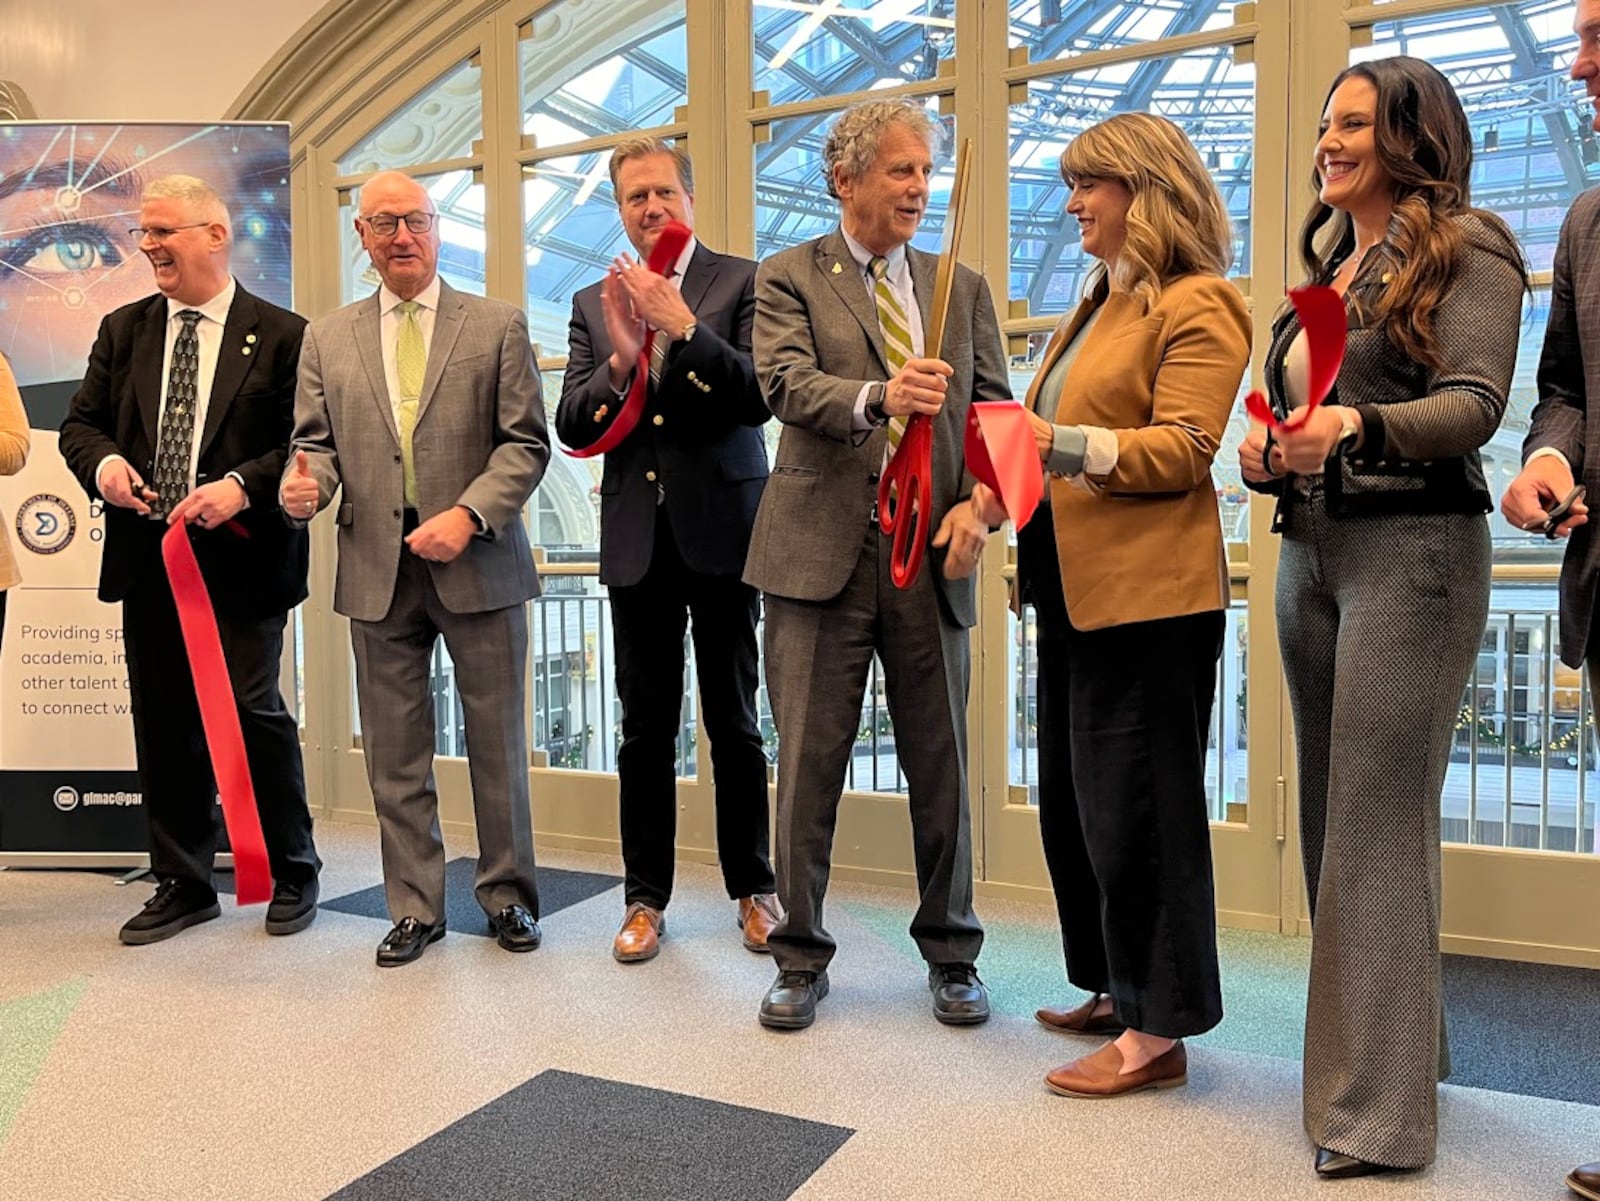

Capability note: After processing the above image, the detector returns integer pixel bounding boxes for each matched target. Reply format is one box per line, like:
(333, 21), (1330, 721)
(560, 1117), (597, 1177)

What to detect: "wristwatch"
(676, 319), (697, 343)
(865, 383), (888, 427)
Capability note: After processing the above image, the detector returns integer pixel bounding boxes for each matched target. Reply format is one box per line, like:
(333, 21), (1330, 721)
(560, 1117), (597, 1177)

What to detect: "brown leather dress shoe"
(612, 902), (665, 963)
(1036, 993), (1126, 1036)
(1568, 1162), (1600, 1201)
(738, 893), (782, 952)
(1044, 1040), (1187, 1098)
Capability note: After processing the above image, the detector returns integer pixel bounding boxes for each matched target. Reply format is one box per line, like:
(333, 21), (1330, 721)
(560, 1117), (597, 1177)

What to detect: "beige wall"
(1, 0), (330, 120)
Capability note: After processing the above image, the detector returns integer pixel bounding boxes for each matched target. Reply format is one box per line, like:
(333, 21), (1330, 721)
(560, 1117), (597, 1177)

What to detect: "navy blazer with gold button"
(556, 242), (770, 588)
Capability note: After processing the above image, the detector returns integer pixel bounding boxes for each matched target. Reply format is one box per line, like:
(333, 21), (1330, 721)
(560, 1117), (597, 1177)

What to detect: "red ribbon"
(964, 401), (1043, 531)
(879, 413), (934, 589)
(563, 220), (694, 459)
(1243, 284), (1347, 430)
(160, 520), (272, 906)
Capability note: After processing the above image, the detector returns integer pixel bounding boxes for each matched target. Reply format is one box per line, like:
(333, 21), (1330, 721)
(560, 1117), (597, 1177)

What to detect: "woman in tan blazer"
(972, 113), (1249, 1099)
(0, 351), (29, 646)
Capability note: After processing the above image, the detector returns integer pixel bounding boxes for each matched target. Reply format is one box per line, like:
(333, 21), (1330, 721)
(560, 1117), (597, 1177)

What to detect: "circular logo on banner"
(53, 787), (80, 812)
(16, 494), (76, 555)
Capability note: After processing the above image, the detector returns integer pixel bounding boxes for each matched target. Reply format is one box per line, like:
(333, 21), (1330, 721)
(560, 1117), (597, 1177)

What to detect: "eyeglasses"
(127, 222), (210, 241)
(361, 211), (436, 237)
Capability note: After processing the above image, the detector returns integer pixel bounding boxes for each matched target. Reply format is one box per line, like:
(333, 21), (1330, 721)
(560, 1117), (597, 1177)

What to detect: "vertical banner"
(0, 122), (292, 859)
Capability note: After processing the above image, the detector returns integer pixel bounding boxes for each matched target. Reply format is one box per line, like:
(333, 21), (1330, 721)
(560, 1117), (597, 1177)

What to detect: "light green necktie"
(869, 255), (911, 452)
(395, 300), (426, 507)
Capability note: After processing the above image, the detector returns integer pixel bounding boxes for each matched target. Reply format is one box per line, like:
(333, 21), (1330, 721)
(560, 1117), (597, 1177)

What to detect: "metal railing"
(1450, 598), (1597, 853)
(529, 562), (908, 793)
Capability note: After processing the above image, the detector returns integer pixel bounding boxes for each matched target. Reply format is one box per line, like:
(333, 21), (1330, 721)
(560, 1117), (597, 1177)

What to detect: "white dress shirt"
(97, 277), (242, 502)
(840, 228), (926, 432)
(377, 275), (442, 425)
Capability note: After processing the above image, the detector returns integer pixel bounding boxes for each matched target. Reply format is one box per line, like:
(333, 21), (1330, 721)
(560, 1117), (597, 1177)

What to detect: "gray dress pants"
(1277, 483), (1488, 1169)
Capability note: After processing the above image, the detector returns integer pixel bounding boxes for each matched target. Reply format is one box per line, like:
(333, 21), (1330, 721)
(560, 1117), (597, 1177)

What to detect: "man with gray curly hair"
(745, 97), (1010, 1030)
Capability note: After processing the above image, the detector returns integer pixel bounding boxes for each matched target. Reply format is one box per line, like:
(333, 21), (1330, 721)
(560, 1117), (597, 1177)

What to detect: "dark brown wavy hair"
(1298, 56), (1526, 370)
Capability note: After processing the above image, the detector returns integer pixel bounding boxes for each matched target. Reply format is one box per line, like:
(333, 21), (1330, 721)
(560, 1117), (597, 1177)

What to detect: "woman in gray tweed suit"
(1241, 57), (1527, 1178)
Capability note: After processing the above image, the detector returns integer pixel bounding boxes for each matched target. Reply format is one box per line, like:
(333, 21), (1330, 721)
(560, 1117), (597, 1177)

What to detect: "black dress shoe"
(488, 904), (542, 952)
(1315, 1148), (1393, 1179)
(929, 963), (990, 1025)
(119, 879), (221, 946)
(376, 917), (445, 967)
(264, 877), (319, 936)
(1567, 1162), (1600, 1201)
(759, 970), (829, 1030)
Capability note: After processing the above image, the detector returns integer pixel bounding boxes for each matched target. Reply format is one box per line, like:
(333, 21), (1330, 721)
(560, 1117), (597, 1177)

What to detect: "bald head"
(355, 171), (440, 299)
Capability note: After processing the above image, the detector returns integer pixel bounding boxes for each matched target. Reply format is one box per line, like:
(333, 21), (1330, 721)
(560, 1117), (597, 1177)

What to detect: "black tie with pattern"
(152, 309), (202, 519)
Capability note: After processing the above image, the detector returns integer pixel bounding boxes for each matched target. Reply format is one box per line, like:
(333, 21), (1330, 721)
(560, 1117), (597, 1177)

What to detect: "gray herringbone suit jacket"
(1528, 185), (1600, 668)
(289, 282), (547, 621)
(742, 230), (1009, 629)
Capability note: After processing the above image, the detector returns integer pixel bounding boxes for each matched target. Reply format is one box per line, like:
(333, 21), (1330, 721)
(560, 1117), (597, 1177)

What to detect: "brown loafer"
(1036, 993), (1126, 1036)
(612, 902), (665, 963)
(1045, 1040), (1187, 1098)
(1569, 1162), (1600, 1201)
(738, 893), (782, 953)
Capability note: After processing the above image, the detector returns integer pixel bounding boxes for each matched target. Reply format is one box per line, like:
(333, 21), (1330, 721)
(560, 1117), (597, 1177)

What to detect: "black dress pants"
(608, 510), (773, 908)
(1020, 505), (1223, 1038)
(121, 563), (319, 892)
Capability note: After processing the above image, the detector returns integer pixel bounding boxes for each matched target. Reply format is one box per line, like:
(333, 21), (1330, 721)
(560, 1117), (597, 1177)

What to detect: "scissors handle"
(878, 414), (934, 588)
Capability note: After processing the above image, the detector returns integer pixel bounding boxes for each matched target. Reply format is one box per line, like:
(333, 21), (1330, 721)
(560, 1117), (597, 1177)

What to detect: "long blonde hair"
(1059, 113), (1232, 309)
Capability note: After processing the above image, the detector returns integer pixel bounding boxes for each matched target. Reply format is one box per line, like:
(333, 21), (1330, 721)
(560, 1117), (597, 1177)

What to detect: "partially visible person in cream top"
(0, 350), (32, 607)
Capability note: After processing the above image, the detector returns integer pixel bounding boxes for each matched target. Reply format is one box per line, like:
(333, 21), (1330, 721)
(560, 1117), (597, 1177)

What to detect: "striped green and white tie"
(869, 255), (911, 452)
(395, 300), (426, 507)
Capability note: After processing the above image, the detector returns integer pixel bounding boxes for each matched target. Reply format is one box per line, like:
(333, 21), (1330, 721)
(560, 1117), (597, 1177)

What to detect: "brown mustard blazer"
(0, 353), (29, 590)
(1023, 271), (1250, 632)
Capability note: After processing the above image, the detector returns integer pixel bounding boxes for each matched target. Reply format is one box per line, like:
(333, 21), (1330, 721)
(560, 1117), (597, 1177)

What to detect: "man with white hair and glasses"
(60, 174), (320, 945)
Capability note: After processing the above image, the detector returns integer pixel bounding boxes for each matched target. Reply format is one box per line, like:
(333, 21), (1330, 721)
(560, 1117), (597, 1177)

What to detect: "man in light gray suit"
(747, 99), (1011, 1030)
(282, 170), (548, 967)
(1502, 5), (1600, 1197)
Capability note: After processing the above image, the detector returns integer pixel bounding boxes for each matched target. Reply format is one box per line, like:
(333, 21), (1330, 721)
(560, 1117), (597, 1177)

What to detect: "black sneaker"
(119, 879), (221, 946)
(929, 963), (990, 1025)
(264, 877), (319, 936)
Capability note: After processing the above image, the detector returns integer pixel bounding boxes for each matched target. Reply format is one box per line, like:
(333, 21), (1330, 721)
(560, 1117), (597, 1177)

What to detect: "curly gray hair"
(822, 99), (943, 199)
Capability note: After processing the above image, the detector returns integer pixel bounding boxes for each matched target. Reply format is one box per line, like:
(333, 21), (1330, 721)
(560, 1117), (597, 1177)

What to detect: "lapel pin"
(595, 404), (609, 422)
(245, 332), (258, 344)
(831, 262), (842, 275)
(242, 346), (252, 355)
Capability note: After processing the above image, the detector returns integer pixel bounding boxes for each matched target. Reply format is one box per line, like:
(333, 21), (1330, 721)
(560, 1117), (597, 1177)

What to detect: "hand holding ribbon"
(1243, 285), (1346, 431)
(963, 401), (1044, 531)
(563, 219), (694, 459)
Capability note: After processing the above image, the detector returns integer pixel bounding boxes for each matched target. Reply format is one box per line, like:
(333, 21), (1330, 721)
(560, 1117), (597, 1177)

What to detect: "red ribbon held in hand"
(160, 521), (272, 906)
(563, 219), (694, 459)
(1243, 285), (1347, 430)
(964, 401), (1044, 531)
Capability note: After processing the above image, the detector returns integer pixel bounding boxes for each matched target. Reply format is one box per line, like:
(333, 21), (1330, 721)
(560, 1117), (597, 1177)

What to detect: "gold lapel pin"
(594, 404), (609, 422)
(245, 333), (258, 344)
(831, 262), (842, 275)
(242, 346), (252, 355)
